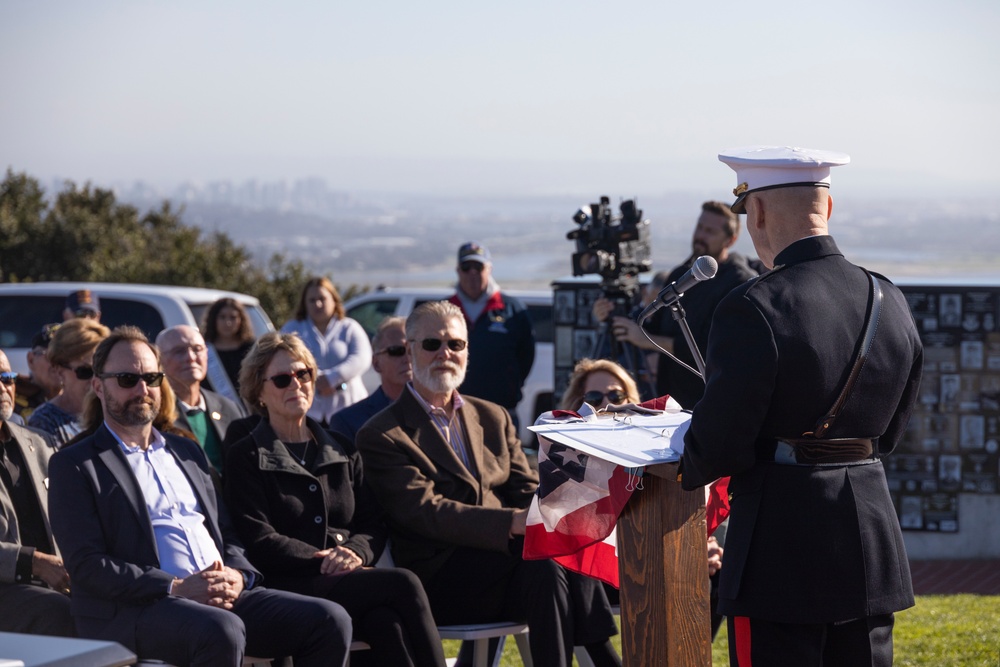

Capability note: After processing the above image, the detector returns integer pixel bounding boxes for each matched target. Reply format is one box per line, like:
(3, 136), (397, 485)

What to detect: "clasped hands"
(33, 550), (71, 594)
(171, 560), (245, 609)
(314, 546), (363, 575)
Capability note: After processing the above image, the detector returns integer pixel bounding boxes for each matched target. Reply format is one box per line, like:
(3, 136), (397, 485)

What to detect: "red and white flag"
(523, 397), (730, 587)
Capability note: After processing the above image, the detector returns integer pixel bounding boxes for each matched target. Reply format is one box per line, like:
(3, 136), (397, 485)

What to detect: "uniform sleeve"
(681, 290), (778, 489)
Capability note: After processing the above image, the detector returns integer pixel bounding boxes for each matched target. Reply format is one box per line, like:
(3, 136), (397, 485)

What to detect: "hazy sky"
(3, 0), (998, 197)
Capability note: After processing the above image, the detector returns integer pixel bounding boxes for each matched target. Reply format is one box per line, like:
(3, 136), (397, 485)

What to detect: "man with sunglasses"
(48, 326), (353, 666)
(329, 316), (411, 445)
(0, 349), (77, 638)
(358, 301), (621, 667)
(156, 325), (246, 474)
(449, 242), (536, 432)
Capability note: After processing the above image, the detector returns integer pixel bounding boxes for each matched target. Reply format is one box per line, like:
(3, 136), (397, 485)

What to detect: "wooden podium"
(616, 462), (712, 667)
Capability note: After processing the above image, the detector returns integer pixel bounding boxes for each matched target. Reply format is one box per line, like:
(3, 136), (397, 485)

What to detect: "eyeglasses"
(65, 364), (95, 381)
(412, 338), (468, 353)
(167, 344), (206, 357)
(0, 372), (18, 386)
(459, 262), (484, 273)
(98, 372), (165, 388)
(583, 389), (628, 406)
(74, 309), (100, 319)
(268, 367), (315, 389)
(376, 345), (407, 357)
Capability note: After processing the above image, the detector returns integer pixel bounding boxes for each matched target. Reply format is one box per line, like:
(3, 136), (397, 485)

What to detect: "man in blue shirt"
(48, 326), (352, 667)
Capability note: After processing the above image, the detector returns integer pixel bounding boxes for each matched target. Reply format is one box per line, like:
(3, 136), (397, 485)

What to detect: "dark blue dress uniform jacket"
(681, 235), (923, 624)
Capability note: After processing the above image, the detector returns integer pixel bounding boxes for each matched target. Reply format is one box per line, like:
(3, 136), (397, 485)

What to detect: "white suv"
(0, 282), (274, 376)
(344, 287), (553, 445)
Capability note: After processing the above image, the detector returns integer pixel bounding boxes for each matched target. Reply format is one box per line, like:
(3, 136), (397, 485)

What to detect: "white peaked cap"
(718, 146), (850, 214)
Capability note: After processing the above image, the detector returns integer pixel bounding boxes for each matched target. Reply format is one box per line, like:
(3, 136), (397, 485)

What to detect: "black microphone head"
(692, 255), (719, 281)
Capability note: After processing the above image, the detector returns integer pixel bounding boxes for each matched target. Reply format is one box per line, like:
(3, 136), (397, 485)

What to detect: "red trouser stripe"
(734, 616), (752, 666)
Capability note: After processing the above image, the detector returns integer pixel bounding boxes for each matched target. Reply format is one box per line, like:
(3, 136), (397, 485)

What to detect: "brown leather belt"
(773, 438), (875, 465)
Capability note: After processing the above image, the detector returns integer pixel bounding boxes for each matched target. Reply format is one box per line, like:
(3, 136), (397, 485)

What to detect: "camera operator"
(592, 201), (758, 409)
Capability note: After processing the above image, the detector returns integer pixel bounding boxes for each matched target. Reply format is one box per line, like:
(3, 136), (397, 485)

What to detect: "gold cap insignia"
(733, 182), (748, 197)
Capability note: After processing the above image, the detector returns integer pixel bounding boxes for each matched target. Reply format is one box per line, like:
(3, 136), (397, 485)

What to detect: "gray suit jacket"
(0, 422), (59, 584)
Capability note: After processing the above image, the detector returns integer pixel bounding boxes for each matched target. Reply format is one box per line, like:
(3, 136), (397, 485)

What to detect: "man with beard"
(156, 325), (246, 474)
(47, 326), (353, 667)
(594, 201), (758, 408)
(357, 301), (621, 667)
(0, 348), (76, 637)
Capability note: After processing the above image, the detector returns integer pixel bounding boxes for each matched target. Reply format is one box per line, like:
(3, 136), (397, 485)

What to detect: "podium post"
(616, 462), (712, 667)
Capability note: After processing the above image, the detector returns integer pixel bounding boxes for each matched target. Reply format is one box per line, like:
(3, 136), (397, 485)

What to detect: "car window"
(527, 304), (553, 344)
(348, 299), (400, 340)
(0, 296), (166, 348)
(0, 296), (65, 348)
(98, 298), (166, 340)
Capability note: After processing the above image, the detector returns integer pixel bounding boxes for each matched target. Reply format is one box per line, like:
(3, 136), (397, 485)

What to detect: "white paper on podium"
(529, 411), (691, 468)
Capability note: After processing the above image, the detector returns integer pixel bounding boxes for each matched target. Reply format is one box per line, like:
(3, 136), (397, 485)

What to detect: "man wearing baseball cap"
(63, 290), (101, 322)
(448, 242), (535, 432)
(680, 146), (923, 666)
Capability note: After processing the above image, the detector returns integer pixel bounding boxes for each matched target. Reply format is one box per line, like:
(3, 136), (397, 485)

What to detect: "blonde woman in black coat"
(225, 333), (445, 667)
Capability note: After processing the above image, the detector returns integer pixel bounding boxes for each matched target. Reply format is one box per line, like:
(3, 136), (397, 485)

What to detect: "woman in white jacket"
(280, 277), (371, 425)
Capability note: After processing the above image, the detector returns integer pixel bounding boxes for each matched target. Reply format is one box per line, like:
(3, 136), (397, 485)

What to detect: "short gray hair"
(372, 316), (407, 350)
(405, 301), (467, 341)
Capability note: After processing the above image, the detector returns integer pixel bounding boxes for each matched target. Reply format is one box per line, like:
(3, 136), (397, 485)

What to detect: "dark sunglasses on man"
(268, 367), (315, 389)
(0, 372), (18, 386)
(376, 345), (407, 358)
(411, 338), (468, 353)
(459, 262), (484, 273)
(583, 389), (628, 407)
(97, 372), (166, 388)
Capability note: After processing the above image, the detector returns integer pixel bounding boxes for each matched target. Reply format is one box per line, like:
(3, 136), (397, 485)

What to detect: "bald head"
(745, 185), (833, 269)
(156, 325), (208, 389)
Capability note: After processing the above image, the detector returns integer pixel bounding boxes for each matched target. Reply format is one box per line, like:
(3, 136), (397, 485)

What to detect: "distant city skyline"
(3, 1), (999, 198)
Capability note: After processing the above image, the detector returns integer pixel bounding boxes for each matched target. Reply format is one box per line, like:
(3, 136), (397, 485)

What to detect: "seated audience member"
(225, 333), (445, 667)
(0, 348), (75, 637)
(29, 319), (110, 447)
(15, 323), (62, 422)
(69, 376), (196, 446)
(328, 316), (411, 443)
(202, 297), (256, 403)
(156, 325), (246, 474)
(48, 326), (353, 667)
(357, 301), (621, 667)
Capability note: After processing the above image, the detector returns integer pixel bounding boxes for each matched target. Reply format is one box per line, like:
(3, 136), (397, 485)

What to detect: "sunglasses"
(412, 338), (468, 353)
(98, 372), (166, 388)
(376, 345), (407, 357)
(65, 364), (95, 381)
(0, 372), (18, 386)
(459, 262), (484, 273)
(268, 367), (315, 389)
(583, 389), (628, 406)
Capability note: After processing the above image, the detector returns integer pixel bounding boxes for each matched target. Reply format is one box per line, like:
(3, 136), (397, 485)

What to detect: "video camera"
(567, 196), (652, 300)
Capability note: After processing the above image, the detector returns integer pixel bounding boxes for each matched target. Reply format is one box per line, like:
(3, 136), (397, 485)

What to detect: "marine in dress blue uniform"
(681, 146), (923, 667)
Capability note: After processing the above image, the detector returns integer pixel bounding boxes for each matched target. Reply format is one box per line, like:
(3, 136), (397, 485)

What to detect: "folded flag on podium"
(523, 397), (730, 587)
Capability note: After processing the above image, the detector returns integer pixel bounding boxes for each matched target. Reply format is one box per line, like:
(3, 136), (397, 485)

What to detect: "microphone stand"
(667, 301), (707, 382)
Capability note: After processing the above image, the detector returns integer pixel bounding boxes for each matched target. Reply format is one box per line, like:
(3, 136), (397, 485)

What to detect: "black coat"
(681, 235), (923, 624)
(224, 418), (387, 588)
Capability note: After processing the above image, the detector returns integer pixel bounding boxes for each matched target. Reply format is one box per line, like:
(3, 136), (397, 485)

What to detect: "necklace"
(287, 439), (313, 466)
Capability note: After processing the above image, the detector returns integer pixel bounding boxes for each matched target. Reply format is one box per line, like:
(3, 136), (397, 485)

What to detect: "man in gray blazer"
(0, 349), (75, 636)
(157, 325), (246, 474)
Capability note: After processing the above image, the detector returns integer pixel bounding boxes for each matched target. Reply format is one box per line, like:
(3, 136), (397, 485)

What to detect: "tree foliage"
(0, 169), (353, 326)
